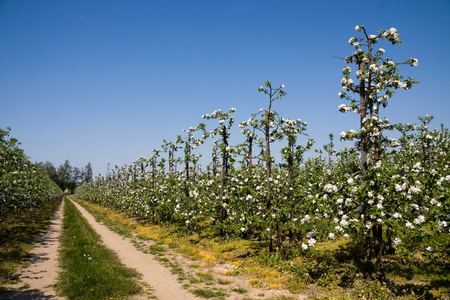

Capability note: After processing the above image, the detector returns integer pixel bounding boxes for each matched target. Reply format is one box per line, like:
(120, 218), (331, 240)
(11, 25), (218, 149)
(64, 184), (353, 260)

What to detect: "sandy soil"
(2, 197), (308, 300)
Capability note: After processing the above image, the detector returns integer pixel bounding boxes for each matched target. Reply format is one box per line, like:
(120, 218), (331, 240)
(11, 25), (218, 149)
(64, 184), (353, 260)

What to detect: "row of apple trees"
(75, 26), (450, 280)
(0, 127), (63, 214)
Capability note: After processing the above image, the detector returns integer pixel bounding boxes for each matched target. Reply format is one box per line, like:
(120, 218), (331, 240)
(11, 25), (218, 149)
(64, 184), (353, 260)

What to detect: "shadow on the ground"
(0, 286), (61, 300)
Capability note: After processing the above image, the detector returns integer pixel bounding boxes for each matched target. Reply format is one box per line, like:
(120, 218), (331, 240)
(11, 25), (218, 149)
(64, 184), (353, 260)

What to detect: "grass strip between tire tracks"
(56, 197), (143, 300)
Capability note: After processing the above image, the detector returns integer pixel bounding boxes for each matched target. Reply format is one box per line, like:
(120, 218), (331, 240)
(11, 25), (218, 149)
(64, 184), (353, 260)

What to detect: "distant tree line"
(39, 160), (93, 194)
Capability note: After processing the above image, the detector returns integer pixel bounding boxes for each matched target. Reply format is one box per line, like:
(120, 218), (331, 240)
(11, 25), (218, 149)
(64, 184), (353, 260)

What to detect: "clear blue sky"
(1, 0), (449, 176)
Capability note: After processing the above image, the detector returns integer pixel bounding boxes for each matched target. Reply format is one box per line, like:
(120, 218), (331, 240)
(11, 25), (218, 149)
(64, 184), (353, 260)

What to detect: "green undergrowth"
(56, 197), (144, 300)
(72, 197), (450, 299)
(192, 287), (227, 299)
(0, 196), (63, 293)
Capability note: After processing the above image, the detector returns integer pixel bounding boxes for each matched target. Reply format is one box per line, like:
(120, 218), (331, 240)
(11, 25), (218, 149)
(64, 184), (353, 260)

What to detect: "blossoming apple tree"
(337, 25), (420, 279)
(202, 107), (237, 237)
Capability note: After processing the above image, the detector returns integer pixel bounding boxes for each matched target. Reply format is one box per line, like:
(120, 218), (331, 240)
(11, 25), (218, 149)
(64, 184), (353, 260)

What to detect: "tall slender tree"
(338, 25), (418, 280)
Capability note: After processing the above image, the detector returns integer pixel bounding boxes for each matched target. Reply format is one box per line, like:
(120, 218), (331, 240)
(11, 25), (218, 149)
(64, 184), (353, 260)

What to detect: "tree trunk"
(168, 150), (173, 174)
(358, 59), (374, 280)
(248, 136), (253, 166)
(220, 126), (229, 239)
(264, 111), (273, 252)
(373, 224), (385, 280)
(265, 111), (272, 211)
(364, 227), (373, 280)
(212, 146), (217, 179)
(185, 141), (189, 181)
(425, 126), (433, 169)
(288, 142), (294, 243)
(359, 61), (368, 175)
(386, 226), (395, 254)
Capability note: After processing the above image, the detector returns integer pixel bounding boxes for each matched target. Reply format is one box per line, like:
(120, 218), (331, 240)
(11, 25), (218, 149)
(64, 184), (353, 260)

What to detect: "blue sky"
(1, 0), (449, 176)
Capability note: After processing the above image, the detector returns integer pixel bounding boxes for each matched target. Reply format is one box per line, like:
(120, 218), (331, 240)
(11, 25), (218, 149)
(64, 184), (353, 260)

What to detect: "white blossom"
(324, 183), (338, 193)
(414, 215), (426, 225)
(406, 221), (414, 229)
(393, 212), (402, 219)
(369, 64), (378, 72)
(308, 238), (317, 247)
(408, 186), (422, 194)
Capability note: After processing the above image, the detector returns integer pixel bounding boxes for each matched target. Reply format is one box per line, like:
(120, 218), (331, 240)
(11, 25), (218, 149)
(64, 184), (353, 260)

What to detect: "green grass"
(191, 287), (227, 299)
(0, 196), (63, 293)
(196, 271), (214, 282)
(231, 286), (248, 294)
(217, 278), (231, 285)
(149, 244), (165, 255)
(56, 198), (143, 300)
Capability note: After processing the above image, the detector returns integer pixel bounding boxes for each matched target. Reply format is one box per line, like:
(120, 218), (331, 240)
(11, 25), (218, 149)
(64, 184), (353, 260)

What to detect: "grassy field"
(0, 196), (63, 293)
(72, 197), (450, 299)
(56, 198), (145, 300)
